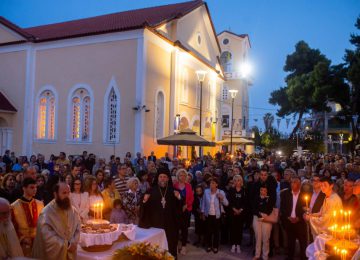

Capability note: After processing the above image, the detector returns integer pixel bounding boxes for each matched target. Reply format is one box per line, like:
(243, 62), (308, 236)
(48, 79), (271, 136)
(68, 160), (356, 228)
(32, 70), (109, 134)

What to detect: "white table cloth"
(77, 226), (168, 260)
(306, 233), (360, 260)
(79, 224), (136, 247)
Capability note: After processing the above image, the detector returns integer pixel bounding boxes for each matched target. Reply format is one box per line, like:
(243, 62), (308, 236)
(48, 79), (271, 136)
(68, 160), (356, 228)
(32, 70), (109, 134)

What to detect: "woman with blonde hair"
(173, 168), (194, 255)
(122, 177), (141, 224)
(228, 174), (247, 253)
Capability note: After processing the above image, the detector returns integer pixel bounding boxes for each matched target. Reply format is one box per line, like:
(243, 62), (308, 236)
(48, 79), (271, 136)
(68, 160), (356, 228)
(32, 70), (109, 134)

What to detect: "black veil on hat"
(155, 166), (174, 188)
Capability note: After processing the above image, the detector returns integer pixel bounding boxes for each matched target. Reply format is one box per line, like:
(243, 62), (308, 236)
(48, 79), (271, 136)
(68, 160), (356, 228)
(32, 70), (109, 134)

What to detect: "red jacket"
(173, 182), (194, 211)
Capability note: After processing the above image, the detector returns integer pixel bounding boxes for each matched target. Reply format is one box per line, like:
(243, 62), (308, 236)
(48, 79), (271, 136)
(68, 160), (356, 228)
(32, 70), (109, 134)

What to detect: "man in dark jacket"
(280, 176), (307, 260)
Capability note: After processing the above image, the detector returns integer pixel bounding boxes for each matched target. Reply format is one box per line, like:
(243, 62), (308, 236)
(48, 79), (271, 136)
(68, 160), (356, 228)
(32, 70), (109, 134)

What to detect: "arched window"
(37, 90), (56, 140)
(70, 88), (92, 141)
(181, 69), (189, 103)
(105, 87), (120, 143)
(220, 51), (232, 72)
(155, 91), (165, 139)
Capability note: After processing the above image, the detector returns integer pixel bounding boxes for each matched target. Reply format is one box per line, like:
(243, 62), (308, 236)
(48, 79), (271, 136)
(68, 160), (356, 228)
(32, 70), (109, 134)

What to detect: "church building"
(0, 0), (251, 158)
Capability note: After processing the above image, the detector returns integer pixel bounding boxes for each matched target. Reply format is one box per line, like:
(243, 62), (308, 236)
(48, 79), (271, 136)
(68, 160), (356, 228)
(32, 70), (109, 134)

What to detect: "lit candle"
(344, 212), (348, 234)
(100, 203), (103, 220)
(348, 211), (351, 225)
(304, 195), (309, 209)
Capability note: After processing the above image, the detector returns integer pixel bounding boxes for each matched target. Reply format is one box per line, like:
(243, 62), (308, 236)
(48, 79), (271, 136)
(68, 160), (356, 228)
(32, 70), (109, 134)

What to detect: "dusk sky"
(1, 0), (359, 132)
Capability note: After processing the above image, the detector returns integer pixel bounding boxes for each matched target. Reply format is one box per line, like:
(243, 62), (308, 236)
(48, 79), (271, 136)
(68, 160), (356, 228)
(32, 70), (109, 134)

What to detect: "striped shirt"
(114, 175), (129, 196)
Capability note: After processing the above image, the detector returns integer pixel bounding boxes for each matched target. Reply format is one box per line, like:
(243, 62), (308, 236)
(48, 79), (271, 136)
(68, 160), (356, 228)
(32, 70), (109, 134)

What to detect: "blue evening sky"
(1, 0), (359, 133)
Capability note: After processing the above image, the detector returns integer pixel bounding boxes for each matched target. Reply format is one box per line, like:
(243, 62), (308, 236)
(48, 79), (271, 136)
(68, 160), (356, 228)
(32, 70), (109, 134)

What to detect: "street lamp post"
(174, 114), (181, 157)
(196, 70), (207, 157)
(339, 133), (344, 154)
(229, 89), (238, 155)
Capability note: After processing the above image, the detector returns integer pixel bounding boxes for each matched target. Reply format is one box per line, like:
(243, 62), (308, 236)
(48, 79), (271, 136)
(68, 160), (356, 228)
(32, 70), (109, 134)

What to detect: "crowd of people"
(0, 148), (360, 259)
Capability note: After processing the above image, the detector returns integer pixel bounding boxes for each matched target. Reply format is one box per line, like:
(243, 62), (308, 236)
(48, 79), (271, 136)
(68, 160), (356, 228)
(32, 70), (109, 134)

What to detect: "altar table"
(306, 233), (360, 260)
(77, 226), (168, 260)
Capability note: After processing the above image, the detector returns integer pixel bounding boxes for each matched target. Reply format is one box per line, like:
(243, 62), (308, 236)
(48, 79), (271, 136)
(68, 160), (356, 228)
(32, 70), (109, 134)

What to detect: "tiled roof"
(18, 0), (203, 42)
(0, 92), (17, 112)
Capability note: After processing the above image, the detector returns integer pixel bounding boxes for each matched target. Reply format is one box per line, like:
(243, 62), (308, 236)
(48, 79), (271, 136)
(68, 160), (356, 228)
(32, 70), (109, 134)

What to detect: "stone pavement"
(177, 224), (299, 260)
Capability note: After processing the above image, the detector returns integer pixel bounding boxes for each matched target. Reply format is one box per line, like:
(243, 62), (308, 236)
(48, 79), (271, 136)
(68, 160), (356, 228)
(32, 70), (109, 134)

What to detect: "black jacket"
(228, 187), (247, 216)
(311, 191), (326, 214)
(280, 189), (306, 227)
(253, 195), (273, 218)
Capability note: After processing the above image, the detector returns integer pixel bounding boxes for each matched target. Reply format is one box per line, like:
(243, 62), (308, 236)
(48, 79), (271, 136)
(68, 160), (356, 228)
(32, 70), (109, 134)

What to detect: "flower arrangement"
(112, 242), (174, 260)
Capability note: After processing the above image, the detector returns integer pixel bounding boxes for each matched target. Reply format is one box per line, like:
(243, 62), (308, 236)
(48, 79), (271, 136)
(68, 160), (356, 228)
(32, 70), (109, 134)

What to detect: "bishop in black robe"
(139, 167), (182, 258)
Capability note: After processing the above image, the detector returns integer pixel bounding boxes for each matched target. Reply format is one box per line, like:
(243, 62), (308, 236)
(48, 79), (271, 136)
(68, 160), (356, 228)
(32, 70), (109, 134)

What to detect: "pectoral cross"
(161, 197), (166, 209)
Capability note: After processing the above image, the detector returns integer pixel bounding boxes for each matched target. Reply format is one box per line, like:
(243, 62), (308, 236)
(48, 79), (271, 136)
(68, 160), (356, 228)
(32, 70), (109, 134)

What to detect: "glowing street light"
(240, 62), (252, 78)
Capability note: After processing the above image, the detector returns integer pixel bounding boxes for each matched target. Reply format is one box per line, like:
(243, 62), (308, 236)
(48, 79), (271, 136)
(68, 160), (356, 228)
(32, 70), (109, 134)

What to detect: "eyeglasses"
(120, 167), (127, 170)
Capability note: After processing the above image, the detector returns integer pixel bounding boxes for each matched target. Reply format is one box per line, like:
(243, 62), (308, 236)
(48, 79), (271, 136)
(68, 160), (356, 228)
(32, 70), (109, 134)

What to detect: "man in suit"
(307, 175), (326, 242)
(147, 151), (157, 163)
(309, 175), (326, 214)
(280, 176), (307, 260)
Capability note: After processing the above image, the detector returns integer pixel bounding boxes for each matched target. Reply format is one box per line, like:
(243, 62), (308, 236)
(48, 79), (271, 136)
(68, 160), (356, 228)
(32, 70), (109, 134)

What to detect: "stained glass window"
(107, 88), (118, 142)
(71, 88), (91, 142)
(37, 91), (56, 139)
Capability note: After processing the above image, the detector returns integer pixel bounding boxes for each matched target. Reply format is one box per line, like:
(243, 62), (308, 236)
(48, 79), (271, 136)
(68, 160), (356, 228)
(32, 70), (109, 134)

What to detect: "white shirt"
(209, 193), (216, 216)
(291, 191), (300, 218)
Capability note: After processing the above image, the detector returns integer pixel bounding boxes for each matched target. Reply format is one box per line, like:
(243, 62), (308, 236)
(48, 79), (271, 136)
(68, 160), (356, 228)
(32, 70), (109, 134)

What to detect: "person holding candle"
(84, 176), (104, 219)
(280, 176), (307, 260)
(304, 176), (343, 238)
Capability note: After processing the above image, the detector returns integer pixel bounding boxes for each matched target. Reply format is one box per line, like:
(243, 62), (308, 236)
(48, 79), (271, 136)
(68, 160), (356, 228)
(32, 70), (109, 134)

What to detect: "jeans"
(179, 210), (191, 246)
(206, 215), (221, 249)
(230, 214), (244, 245)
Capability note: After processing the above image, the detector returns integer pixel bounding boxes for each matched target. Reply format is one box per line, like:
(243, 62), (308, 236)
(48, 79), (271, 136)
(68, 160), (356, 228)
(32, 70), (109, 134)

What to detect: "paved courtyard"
(178, 221), (299, 260)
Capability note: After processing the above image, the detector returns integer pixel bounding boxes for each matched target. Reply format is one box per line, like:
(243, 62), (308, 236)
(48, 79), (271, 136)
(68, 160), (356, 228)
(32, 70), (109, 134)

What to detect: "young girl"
(110, 199), (128, 224)
(192, 185), (205, 247)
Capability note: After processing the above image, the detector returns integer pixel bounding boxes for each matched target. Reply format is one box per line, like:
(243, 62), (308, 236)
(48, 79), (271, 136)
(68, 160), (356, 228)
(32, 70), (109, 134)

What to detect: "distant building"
(0, 0), (252, 158)
(307, 102), (351, 153)
(217, 31), (253, 153)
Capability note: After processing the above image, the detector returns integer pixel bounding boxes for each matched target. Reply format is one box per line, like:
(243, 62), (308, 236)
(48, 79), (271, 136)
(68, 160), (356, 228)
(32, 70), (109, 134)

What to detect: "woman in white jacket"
(201, 177), (229, 253)
(70, 177), (90, 223)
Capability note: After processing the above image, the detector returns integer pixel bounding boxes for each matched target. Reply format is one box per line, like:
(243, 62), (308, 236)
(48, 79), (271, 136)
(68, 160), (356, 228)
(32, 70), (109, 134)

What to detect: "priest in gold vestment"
(32, 182), (80, 260)
(305, 177), (343, 238)
(11, 177), (44, 256)
(0, 198), (23, 259)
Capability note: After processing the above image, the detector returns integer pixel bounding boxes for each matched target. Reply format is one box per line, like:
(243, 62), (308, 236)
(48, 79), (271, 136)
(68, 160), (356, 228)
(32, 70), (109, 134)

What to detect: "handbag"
(217, 192), (226, 224)
(262, 208), (279, 224)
